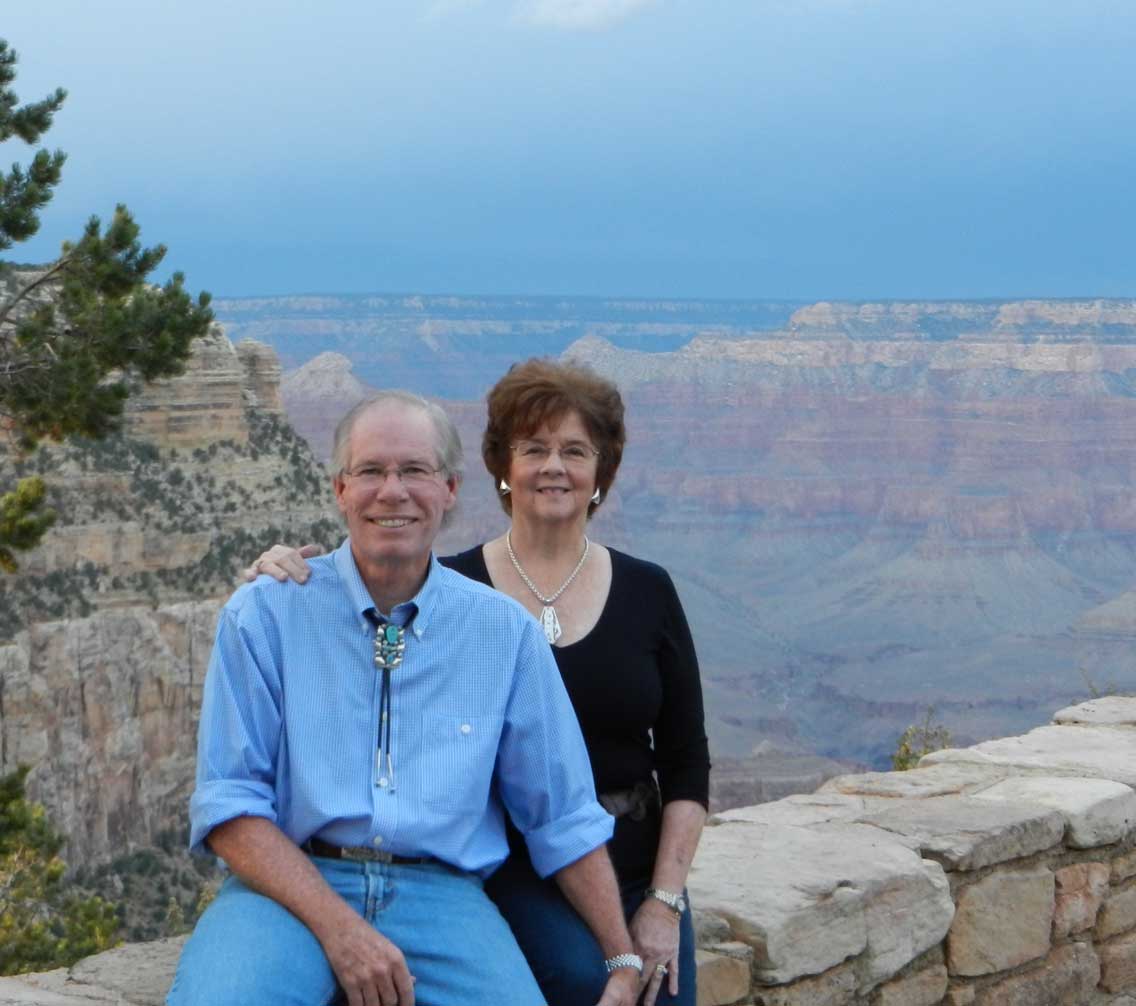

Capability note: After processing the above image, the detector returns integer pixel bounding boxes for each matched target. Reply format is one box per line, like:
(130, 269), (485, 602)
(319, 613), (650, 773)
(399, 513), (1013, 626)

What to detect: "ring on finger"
(655, 964), (668, 976)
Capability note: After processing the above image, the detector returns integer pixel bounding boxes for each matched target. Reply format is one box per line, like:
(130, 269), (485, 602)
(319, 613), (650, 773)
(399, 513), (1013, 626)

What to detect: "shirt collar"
(333, 538), (439, 639)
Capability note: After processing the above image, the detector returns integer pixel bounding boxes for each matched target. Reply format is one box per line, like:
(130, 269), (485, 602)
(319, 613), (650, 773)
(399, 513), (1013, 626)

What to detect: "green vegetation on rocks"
(0, 407), (340, 638)
(0, 766), (119, 975)
(892, 707), (952, 771)
(69, 836), (220, 944)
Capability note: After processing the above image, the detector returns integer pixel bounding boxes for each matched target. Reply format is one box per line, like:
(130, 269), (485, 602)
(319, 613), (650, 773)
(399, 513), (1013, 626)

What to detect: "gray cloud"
(512, 0), (660, 30)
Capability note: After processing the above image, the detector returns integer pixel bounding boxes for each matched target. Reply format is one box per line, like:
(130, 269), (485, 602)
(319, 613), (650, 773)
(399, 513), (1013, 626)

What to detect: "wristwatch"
(604, 953), (644, 974)
(645, 887), (687, 917)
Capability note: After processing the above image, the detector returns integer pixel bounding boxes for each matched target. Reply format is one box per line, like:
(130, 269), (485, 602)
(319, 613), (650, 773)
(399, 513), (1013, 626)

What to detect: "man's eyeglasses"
(510, 441), (599, 466)
(343, 463), (445, 489)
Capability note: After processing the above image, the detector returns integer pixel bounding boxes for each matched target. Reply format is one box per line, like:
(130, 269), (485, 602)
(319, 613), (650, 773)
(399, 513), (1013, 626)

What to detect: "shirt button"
(378, 777), (389, 788)
(372, 835), (383, 847)
(460, 723), (472, 734)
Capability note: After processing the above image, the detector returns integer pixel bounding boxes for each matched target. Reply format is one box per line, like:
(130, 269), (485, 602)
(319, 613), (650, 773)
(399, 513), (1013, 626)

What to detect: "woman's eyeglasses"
(510, 442), (599, 466)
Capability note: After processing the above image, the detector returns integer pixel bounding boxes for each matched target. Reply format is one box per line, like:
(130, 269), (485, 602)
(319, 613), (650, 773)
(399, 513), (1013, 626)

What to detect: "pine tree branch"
(0, 253), (71, 330)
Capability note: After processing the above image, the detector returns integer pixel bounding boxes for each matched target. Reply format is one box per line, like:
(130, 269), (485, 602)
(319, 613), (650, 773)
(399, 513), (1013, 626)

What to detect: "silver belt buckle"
(340, 846), (394, 864)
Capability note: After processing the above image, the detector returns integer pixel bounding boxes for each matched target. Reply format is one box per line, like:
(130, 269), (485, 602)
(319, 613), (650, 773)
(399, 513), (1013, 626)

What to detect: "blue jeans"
(486, 854), (698, 1006)
(167, 857), (546, 1006)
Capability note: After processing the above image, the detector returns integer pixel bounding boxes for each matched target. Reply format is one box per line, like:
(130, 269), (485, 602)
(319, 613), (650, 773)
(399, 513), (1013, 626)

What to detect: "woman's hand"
(629, 897), (680, 1006)
(242, 543), (324, 583)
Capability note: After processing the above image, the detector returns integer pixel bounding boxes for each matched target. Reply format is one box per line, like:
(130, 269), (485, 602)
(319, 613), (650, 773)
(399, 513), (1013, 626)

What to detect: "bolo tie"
(367, 613), (406, 792)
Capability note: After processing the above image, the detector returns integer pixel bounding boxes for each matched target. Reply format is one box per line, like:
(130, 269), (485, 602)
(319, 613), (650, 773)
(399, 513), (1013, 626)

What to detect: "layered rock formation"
(215, 293), (802, 398)
(279, 350), (368, 460)
(559, 308), (1136, 766)
(124, 331), (256, 448)
(0, 601), (218, 864)
(0, 330), (340, 866)
(10, 697), (1136, 1006)
(232, 295), (1136, 767)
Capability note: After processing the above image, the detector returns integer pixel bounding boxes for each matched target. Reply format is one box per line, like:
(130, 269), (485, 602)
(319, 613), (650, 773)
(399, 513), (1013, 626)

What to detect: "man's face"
(333, 403), (458, 574)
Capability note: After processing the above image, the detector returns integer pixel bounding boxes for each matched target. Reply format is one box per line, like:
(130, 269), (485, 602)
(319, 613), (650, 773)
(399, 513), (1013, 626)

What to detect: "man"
(168, 392), (643, 1006)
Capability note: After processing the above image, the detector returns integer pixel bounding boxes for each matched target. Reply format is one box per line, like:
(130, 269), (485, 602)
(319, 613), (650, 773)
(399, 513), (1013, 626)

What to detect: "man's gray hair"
(331, 391), (464, 479)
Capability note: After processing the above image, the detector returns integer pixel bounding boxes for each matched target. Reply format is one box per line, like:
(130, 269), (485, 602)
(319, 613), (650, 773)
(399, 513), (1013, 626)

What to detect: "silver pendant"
(540, 605), (562, 644)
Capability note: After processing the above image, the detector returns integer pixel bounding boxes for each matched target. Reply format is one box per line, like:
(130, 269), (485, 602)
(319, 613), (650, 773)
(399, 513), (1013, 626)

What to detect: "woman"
(250, 359), (709, 1006)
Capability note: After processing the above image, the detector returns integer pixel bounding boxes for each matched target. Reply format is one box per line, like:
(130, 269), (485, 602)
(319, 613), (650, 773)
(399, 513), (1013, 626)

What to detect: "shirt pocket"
(420, 712), (504, 814)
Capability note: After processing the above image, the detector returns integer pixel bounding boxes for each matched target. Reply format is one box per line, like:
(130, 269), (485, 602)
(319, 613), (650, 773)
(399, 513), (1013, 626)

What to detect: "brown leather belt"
(599, 780), (660, 822)
(302, 836), (433, 865)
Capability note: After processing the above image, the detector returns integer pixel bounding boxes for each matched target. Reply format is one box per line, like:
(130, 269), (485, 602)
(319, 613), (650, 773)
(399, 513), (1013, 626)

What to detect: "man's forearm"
(206, 816), (358, 942)
(554, 847), (640, 1005)
(553, 845), (634, 957)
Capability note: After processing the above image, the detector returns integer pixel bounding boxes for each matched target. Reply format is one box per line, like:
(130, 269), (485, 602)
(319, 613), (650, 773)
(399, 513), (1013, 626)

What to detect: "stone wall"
(5, 697), (1136, 1005)
(691, 695), (1136, 1006)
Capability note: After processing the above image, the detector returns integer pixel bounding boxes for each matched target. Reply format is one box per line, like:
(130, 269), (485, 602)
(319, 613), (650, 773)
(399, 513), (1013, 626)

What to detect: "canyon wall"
(0, 329), (340, 865)
(560, 310), (1136, 766)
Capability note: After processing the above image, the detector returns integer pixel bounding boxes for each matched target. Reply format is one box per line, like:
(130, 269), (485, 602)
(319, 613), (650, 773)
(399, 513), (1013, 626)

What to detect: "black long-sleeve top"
(443, 545), (710, 878)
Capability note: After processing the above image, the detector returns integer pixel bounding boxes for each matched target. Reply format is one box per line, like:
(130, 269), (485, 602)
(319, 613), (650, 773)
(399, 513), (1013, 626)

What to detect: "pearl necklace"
(506, 532), (590, 644)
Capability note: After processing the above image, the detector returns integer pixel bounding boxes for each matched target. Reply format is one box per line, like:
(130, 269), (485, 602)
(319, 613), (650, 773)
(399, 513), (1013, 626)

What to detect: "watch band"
(645, 887), (686, 916)
(604, 953), (644, 974)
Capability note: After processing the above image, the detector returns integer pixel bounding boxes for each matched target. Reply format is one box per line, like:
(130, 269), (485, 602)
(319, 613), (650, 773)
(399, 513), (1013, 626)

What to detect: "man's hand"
(206, 818), (413, 1006)
(242, 543), (323, 583)
(594, 967), (640, 1006)
(629, 898), (681, 1006)
(320, 910), (416, 1006)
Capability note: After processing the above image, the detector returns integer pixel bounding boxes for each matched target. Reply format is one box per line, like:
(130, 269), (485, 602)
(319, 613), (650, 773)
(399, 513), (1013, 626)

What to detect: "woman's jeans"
(486, 852), (698, 1006)
(167, 856), (546, 1006)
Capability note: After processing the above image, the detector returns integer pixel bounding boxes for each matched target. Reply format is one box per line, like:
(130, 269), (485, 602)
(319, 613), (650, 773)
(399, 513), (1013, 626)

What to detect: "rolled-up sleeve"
(189, 598), (283, 854)
(495, 620), (613, 878)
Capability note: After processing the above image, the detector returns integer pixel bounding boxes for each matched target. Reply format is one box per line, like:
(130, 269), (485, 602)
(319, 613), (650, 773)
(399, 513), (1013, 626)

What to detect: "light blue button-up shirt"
(190, 540), (613, 878)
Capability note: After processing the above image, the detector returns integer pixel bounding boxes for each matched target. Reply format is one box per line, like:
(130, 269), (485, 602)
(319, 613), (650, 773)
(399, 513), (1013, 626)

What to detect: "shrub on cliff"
(892, 707), (952, 771)
(0, 767), (119, 975)
(0, 39), (213, 572)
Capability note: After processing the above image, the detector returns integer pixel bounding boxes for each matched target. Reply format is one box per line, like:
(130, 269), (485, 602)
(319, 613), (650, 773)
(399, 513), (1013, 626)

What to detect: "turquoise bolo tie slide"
(375, 623), (405, 670)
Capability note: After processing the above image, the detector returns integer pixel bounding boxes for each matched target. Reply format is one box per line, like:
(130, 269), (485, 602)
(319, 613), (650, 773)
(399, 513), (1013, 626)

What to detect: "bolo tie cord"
(370, 615), (406, 792)
(378, 665), (394, 790)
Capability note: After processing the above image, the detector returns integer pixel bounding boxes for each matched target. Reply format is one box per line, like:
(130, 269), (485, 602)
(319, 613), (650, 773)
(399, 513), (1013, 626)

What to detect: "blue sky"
(4, 0), (1135, 299)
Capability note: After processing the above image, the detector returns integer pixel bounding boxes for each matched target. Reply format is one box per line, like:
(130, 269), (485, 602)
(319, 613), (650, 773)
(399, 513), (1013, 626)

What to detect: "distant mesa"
(282, 351), (368, 402)
(1074, 590), (1136, 638)
(281, 352), (371, 461)
(786, 298), (1136, 337)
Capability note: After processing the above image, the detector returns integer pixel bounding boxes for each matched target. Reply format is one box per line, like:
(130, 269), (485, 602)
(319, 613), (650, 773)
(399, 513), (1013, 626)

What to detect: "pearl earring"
(499, 479), (512, 496)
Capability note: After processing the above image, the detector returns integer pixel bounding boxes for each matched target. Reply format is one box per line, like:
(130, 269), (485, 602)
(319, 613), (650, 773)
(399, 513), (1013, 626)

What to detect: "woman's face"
(506, 410), (600, 528)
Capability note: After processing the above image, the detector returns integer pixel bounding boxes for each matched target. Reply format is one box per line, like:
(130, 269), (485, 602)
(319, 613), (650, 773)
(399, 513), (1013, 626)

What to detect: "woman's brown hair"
(483, 358), (626, 517)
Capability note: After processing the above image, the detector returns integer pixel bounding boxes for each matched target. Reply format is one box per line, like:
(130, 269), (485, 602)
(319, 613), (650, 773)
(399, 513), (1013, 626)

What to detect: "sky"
(3, 0), (1135, 300)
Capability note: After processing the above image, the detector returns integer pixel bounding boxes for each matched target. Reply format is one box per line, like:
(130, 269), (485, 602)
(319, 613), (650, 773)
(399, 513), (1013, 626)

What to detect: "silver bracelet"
(604, 953), (644, 974)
